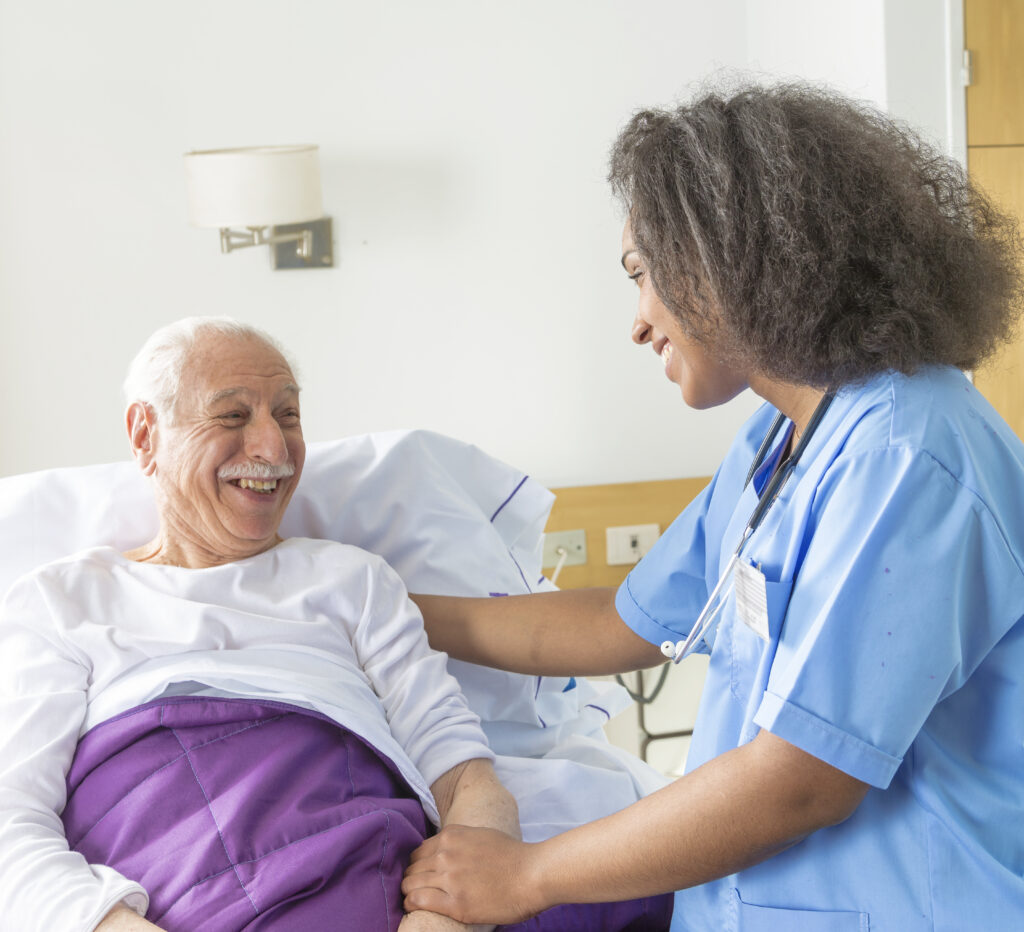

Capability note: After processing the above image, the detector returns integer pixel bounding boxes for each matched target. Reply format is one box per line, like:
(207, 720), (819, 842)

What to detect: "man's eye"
(219, 412), (245, 422)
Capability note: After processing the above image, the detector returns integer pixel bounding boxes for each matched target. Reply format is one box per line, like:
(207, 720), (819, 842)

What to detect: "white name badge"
(735, 560), (770, 641)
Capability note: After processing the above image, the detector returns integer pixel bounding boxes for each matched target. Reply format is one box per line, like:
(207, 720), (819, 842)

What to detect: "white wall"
(745, 0), (889, 104)
(744, 0), (958, 156)
(0, 0), (959, 487)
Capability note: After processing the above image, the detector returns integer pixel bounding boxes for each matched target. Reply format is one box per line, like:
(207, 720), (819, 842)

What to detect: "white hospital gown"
(0, 537), (493, 932)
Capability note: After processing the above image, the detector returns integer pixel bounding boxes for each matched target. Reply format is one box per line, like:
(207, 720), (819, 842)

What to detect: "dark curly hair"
(608, 80), (1023, 387)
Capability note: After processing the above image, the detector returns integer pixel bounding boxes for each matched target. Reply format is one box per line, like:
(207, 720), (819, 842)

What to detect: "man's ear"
(126, 402), (159, 476)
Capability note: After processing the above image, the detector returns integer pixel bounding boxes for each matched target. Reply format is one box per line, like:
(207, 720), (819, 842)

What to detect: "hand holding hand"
(402, 825), (546, 926)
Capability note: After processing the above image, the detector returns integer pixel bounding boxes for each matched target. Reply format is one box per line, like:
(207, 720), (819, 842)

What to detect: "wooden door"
(966, 0), (1024, 438)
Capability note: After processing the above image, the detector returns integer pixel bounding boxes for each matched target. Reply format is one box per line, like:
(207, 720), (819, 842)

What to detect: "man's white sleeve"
(0, 577), (147, 932)
(349, 557), (494, 787)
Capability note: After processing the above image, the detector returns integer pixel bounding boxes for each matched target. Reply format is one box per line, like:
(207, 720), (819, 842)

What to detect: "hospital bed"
(0, 429), (672, 846)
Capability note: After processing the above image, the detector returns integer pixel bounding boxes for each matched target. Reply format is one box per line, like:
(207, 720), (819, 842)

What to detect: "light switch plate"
(606, 523), (660, 565)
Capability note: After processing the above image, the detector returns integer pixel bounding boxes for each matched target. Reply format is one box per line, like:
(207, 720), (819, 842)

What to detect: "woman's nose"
(632, 312), (652, 345)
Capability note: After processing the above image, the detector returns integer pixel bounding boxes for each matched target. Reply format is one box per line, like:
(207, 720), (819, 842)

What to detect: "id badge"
(735, 559), (770, 641)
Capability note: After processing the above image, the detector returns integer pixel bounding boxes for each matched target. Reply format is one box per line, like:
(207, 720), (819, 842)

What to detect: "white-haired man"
(0, 318), (518, 932)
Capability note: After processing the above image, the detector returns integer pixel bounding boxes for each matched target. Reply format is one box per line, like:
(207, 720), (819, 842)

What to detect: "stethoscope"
(660, 390), (836, 664)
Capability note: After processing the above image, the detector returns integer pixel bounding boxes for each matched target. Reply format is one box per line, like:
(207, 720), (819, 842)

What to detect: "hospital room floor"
(601, 655), (708, 778)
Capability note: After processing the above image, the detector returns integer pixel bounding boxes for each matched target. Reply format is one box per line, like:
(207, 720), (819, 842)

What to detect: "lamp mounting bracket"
(270, 217), (334, 269)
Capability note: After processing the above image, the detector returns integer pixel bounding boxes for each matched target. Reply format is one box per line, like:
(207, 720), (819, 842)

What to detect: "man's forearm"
(94, 905), (164, 932)
(431, 758), (520, 839)
(412, 759), (519, 932)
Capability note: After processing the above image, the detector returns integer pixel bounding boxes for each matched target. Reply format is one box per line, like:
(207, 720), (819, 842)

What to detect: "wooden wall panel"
(970, 146), (1024, 438)
(545, 476), (710, 589)
(965, 0), (1024, 145)
(966, 0), (1024, 440)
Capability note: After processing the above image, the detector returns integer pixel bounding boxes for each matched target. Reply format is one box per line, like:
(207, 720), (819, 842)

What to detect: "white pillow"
(0, 429), (629, 756)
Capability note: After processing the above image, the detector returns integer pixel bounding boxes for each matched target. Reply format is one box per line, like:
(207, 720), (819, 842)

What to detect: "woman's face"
(621, 222), (748, 409)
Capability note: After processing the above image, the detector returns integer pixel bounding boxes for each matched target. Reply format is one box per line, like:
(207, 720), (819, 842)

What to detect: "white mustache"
(218, 462), (296, 481)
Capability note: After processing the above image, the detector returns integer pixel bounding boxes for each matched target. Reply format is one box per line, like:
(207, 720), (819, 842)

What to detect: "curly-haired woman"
(404, 81), (1024, 931)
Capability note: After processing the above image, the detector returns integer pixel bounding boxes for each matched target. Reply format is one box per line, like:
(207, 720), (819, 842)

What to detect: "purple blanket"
(63, 697), (671, 931)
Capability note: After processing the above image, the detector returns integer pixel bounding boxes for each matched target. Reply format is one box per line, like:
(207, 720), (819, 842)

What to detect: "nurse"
(402, 82), (1024, 930)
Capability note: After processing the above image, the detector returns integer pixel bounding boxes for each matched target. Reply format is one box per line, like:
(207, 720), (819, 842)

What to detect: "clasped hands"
(402, 824), (545, 928)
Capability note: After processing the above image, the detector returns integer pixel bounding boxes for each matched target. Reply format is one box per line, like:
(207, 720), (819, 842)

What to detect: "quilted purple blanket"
(62, 697), (671, 931)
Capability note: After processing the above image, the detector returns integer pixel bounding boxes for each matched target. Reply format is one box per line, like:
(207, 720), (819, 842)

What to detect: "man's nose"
(632, 311), (652, 345)
(245, 412), (289, 463)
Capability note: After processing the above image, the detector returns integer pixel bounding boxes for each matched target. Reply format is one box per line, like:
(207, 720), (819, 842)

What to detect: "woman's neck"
(748, 377), (827, 441)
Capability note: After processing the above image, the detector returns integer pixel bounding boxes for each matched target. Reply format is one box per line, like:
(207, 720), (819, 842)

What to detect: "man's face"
(148, 332), (305, 564)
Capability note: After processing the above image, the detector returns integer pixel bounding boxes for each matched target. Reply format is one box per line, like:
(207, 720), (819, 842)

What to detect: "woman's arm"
(411, 588), (666, 677)
(402, 731), (869, 925)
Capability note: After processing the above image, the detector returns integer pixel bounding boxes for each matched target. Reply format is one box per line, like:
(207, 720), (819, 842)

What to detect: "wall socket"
(542, 529), (587, 568)
(606, 523), (661, 565)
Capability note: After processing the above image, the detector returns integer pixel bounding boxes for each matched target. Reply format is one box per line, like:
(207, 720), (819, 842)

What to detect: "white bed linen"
(0, 430), (668, 835)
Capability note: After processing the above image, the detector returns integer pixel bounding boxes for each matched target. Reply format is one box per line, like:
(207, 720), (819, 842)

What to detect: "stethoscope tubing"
(661, 390), (836, 664)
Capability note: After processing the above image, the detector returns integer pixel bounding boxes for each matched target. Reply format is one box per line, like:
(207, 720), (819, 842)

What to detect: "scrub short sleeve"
(616, 476), (717, 649)
(755, 446), (1024, 788)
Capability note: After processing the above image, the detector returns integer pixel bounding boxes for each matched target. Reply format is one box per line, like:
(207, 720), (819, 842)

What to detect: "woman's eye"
(628, 269), (645, 286)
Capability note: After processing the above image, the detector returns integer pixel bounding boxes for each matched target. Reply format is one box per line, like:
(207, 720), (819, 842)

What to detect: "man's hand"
(403, 826), (546, 927)
(398, 907), (492, 931)
(94, 904), (165, 931)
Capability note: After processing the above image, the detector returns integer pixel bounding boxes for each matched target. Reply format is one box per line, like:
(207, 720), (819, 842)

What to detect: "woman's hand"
(402, 825), (547, 926)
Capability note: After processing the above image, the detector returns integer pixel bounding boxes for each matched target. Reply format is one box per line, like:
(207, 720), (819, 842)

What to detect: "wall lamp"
(183, 145), (333, 269)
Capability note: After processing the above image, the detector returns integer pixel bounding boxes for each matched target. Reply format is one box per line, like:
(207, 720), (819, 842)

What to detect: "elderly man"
(0, 317), (518, 932)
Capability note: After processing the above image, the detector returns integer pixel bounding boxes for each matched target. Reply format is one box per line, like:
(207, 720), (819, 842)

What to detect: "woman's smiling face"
(621, 221), (748, 410)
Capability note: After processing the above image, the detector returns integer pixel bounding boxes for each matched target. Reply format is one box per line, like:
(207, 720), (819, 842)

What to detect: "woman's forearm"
(404, 731), (869, 925)
(525, 731), (867, 906)
(411, 588), (664, 676)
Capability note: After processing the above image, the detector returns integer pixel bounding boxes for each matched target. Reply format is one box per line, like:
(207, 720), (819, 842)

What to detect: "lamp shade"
(183, 145), (323, 228)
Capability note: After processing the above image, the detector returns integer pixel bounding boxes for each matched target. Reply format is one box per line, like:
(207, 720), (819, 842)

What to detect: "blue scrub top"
(616, 367), (1024, 931)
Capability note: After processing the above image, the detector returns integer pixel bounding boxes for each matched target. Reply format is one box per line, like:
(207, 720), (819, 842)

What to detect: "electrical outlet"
(606, 523), (660, 565)
(542, 529), (587, 568)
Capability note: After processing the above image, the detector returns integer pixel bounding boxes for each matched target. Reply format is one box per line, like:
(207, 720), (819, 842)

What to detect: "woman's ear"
(126, 402), (158, 476)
